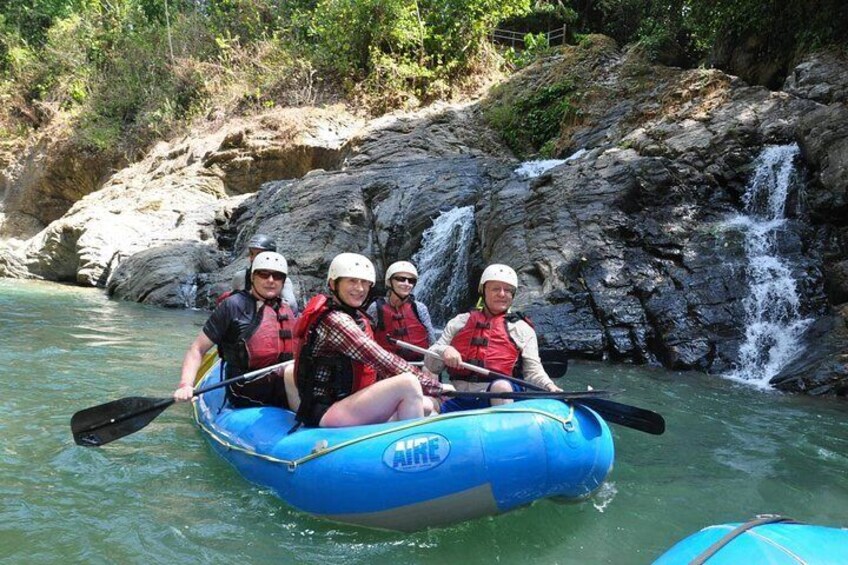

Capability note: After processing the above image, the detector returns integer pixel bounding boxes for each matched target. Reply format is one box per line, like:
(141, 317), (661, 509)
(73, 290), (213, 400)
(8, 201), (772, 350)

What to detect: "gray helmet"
(247, 234), (276, 252)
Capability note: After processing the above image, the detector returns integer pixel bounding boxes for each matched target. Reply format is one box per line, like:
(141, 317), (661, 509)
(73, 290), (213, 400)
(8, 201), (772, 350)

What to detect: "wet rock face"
(4, 47), (848, 394)
(220, 107), (510, 305)
(106, 242), (226, 307)
(475, 50), (845, 389)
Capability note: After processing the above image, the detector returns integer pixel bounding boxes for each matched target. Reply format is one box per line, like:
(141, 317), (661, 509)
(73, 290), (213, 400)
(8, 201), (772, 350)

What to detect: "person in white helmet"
(425, 263), (561, 412)
(225, 233), (300, 314)
(174, 252), (299, 410)
(293, 253), (452, 427)
(366, 260), (435, 360)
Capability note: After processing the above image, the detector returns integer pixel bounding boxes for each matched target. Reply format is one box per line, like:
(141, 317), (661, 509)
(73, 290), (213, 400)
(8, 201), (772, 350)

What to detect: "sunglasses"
(391, 276), (417, 284)
(253, 270), (285, 281)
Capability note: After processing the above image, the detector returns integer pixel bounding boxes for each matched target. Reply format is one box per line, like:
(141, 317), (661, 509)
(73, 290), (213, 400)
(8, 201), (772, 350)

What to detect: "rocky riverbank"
(1, 38), (846, 394)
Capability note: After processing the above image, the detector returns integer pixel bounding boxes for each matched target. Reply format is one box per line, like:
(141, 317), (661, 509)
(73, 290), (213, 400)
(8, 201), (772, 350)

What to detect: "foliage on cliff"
(0, 0), (532, 158)
(0, 0), (845, 161)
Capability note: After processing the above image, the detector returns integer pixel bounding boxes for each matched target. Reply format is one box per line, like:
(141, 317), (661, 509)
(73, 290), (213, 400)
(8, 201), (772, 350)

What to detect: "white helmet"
(327, 253), (376, 284)
(478, 263), (518, 293)
(385, 261), (418, 285)
(252, 251), (288, 275)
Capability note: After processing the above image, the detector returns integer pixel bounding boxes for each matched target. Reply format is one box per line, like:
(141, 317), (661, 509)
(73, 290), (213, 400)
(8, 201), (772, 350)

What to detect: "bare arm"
(174, 330), (215, 401)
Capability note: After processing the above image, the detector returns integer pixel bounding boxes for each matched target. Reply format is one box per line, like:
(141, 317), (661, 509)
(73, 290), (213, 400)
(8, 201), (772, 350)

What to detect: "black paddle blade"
(71, 396), (175, 447)
(576, 397), (666, 435)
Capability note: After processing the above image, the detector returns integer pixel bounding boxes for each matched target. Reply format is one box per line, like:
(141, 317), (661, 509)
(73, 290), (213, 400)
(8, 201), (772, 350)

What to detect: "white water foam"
(412, 206), (475, 326)
(177, 276), (198, 309)
(514, 149), (586, 179)
(723, 144), (812, 389)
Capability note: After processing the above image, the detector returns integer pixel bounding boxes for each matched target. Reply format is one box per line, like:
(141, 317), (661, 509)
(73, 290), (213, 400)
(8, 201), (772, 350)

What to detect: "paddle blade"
(576, 397), (666, 435)
(71, 396), (175, 447)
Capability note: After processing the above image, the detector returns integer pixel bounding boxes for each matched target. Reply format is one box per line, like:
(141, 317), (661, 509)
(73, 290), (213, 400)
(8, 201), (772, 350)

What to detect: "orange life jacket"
(448, 310), (521, 380)
(373, 298), (429, 360)
(243, 299), (296, 369)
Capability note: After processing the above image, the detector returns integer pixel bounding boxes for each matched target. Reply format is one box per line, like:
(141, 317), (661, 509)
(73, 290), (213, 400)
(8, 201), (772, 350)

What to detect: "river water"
(2, 279), (847, 564)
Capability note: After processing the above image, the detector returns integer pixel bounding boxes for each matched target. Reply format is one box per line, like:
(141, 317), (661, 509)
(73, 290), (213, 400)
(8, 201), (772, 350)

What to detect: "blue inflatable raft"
(192, 364), (615, 531)
(653, 516), (848, 564)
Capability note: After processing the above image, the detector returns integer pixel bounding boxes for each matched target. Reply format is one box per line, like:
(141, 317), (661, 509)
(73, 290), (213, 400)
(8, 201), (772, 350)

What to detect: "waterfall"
(514, 149), (586, 179)
(412, 206), (475, 326)
(724, 144), (812, 388)
(177, 276), (198, 309)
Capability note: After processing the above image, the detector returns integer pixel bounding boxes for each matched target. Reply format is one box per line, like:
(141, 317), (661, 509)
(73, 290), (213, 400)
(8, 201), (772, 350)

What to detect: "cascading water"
(177, 275), (198, 309)
(412, 206), (475, 326)
(724, 144), (812, 388)
(514, 149), (587, 179)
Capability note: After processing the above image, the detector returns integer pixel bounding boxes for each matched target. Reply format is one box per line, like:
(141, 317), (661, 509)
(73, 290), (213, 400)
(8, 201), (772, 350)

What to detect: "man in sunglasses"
(228, 233), (300, 314)
(174, 251), (298, 410)
(367, 261), (435, 360)
(425, 263), (562, 413)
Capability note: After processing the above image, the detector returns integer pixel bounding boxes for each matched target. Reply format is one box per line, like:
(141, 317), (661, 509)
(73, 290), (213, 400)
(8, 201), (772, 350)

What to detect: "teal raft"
(653, 516), (848, 564)
(192, 362), (615, 531)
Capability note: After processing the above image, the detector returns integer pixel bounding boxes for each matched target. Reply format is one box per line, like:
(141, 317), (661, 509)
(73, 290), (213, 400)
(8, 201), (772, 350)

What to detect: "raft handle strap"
(689, 514), (798, 565)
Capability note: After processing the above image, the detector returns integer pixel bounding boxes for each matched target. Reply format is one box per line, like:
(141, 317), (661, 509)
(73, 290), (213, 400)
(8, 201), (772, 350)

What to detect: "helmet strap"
(329, 279), (361, 312)
(387, 283), (410, 305)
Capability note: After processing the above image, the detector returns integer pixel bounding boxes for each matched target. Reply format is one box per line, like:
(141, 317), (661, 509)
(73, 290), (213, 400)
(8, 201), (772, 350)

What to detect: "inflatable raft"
(653, 516), (848, 564)
(192, 363), (615, 531)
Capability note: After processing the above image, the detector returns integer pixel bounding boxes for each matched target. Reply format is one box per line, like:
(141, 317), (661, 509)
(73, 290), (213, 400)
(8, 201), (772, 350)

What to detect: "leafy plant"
(484, 78), (579, 158)
(503, 32), (550, 68)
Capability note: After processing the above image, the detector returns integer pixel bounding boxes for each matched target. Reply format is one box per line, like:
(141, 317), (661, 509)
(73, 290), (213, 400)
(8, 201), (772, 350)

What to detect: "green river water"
(2, 279), (847, 564)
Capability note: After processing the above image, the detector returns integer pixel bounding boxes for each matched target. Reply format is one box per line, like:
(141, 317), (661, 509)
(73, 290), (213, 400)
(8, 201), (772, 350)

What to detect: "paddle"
(389, 337), (665, 435)
(70, 360), (291, 447)
(443, 389), (615, 400)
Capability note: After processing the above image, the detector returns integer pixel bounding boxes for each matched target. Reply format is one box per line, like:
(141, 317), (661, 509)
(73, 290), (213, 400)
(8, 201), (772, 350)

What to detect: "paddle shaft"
(191, 359), (292, 397)
(391, 338), (665, 435)
(444, 390), (612, 400)
(390, 338), (550, 392)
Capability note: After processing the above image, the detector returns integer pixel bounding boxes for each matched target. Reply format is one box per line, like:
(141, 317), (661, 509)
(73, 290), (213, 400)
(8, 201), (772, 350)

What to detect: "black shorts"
(228, 369), (290, 410)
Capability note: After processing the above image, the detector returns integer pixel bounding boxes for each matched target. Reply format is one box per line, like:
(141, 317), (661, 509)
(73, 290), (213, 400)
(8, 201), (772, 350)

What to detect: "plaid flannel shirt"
(310, 309), (443, 399)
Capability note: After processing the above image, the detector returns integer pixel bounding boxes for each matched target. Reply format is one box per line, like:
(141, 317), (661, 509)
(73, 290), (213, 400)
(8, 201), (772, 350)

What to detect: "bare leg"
(424, 395), (440, 416)
(283, 363), (300, 413)
(489, 379), (514, 407)
(320, 373), (424, 427)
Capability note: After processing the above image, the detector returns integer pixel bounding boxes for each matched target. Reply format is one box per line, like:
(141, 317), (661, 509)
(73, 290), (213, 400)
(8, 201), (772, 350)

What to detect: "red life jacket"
(243, 300), (296, 369)
(373, 298), (429, 360)
(294, 295), (378, 404)
(448, 310), (521, 380)
(215, 290), (234, 306)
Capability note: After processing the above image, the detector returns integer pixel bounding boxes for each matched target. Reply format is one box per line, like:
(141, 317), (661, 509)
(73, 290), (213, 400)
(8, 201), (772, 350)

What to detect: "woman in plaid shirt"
(294, 253), (452, 427)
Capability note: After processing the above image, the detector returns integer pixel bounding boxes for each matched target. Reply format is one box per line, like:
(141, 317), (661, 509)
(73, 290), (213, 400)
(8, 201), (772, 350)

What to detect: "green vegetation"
(0, 0), (534, 155)
(570, 0), (848, 71)
(0, 0), (845, 158)
(484, 78), (579, 158)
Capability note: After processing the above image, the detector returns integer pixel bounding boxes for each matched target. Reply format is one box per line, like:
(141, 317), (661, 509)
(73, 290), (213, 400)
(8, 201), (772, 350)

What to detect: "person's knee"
(394, 372), (424, 397)
(490, 379), (512, 393)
